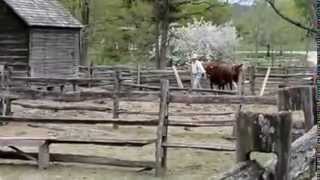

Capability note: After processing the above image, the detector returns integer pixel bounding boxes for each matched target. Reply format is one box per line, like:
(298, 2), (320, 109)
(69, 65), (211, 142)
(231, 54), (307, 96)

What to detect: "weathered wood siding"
(0, 0), (29, 67)
(29, 28), (80, 78)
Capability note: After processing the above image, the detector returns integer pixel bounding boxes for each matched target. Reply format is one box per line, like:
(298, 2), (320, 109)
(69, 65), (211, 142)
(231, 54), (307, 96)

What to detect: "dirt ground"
(0, 98), (304, 180)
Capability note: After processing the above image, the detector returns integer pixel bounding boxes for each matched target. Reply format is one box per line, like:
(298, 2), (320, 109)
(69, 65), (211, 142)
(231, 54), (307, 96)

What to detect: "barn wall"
(0, 0), (29, 68)
(29, 28), (80, 78)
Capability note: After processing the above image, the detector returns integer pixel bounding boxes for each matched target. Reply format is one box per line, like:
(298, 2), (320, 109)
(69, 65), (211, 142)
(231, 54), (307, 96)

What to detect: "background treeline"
(59, 0), (314, 65)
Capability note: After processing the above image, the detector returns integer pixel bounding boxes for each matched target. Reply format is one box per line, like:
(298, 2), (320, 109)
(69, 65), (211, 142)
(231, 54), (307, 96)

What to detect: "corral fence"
(0, 63), (315, 97)
(0, 78), (316, 178)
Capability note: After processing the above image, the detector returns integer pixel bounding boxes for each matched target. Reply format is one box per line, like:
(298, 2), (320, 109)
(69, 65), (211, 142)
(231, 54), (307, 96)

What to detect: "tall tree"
(126, 0), (231, 69)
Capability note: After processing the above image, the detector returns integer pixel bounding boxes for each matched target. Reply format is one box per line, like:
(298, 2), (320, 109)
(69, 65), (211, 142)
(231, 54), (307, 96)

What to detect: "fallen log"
(0, 150), (155, 168)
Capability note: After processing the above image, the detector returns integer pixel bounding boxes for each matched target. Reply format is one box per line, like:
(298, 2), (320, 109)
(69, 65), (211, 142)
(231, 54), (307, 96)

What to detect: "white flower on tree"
(168, 18), (240, 65)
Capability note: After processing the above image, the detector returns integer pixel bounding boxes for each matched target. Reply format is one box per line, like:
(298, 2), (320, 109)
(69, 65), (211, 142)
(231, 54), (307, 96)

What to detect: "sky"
(228, 0), (254, 5)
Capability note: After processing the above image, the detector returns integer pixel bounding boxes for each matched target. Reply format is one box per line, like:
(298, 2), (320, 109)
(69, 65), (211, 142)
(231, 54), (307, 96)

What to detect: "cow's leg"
(232, 81), (238, 90)
(210, 80), (213, 89)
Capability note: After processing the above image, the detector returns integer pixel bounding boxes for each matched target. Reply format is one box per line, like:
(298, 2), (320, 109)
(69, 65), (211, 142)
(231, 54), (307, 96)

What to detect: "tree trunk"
(154, 0), (161, 69)
(159, 20), (169, 69)
(154, 0), (169, 69)
(266, 44), (270, 57)
(80, 0), (90, 66)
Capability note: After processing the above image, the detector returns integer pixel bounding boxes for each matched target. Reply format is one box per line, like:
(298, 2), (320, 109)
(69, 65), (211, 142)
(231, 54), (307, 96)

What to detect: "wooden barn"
(0, 0), (83, 78)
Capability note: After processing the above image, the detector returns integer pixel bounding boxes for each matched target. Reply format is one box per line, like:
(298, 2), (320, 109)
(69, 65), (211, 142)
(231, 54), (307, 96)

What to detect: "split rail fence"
(0, 63), (314, 97)
(0, 77), (316, 178)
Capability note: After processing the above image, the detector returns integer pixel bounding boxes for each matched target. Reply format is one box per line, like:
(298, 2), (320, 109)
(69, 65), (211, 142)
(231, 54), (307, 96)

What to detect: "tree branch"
(172, 0), (227, 7)
(264, 0), (318, 34)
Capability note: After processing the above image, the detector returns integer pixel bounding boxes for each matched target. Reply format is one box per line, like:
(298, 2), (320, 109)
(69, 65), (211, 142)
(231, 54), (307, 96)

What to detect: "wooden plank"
(122, 83), (237, 94)
(0, 116), (234, 127)
(163, 142), (235, 151)
(0, 116), (159, 125)
(10, 77), (113, 84)
(0, 88), (160, 102)
(0, 138), (46, 146)
(13, 101), (112, 112)
(169, 95), (277, 105)
(0, 150), (156, 168)
(155, 80), (169, 176)
(119, 111), (233, 116)
(8, 146), (37, 161)
(38, 142), (50, 169)
(49, 138), (156, 147)
(172, 66), (184, 88)
(168, 120), (235, 127)
(259, 66), (271, 96)
(255, 73), (313, 78)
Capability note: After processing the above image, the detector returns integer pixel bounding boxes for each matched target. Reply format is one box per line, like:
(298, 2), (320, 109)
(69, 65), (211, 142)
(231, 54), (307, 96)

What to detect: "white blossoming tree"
(168, 18), (240, 65)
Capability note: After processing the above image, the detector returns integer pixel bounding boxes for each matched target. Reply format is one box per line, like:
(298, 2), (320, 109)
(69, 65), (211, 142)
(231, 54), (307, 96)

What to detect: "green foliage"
(59, 0), (233, 65)
(293, 0), (313, 23)
(232, 0), (308, 51)
(176, 0), (232, 25)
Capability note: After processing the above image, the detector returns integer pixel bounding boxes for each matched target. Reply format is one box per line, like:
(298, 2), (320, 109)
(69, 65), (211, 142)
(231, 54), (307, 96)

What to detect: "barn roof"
(3, 0), (83, 28)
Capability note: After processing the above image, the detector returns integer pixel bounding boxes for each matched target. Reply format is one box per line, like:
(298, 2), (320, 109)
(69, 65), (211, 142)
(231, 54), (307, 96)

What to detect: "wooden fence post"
(136, 64), (141, 90)
(278, 86), (314, 131)
(112, 70), (121, 129)
(88, 62), (94, 88)
(302, 87), (314, 131)
(155, 79), (169, 176)
(38, 142), (50, 169)
(0, 65), (5, 88)
(259, 66), (271, 96)
(0, 97), (11, 117)
(249, 65), (256, 95)
(172, 65), (184, 88)
(239, 67), (245, 95)
(283, 66), (289, 86)
(236, 111), (292, 180)
(6, 65), (11, 88)
(232, 67), (245, 136)
(26, 65), (31, 87)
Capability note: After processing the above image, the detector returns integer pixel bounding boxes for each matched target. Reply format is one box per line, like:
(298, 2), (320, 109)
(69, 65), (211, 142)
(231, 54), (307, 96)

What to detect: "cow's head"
(233, 64), (243, 73)
(232, 64), (243, 82)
